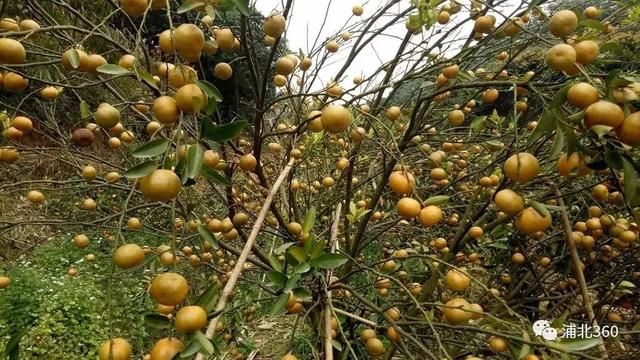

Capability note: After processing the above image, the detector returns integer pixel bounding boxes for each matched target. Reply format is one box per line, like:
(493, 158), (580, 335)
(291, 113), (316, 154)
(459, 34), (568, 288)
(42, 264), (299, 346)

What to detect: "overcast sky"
(253, 0), (525, 94)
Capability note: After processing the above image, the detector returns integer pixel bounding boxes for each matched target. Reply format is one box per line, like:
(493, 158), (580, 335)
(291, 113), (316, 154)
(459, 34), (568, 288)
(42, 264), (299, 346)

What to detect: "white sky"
(253, 0), (524, 94)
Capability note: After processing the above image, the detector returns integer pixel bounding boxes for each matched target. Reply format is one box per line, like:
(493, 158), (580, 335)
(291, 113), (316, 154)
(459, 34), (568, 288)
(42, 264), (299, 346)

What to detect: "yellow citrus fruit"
(325, 40), (339, 53)
(121, 0), (149, 17)
(239, 154), (257, 171)
(11, 116), (32, 132)
(482, 88), (499, 103)
(73, 234), (90, 248)
(140, 169), (181, 201)
(321, 105), (352, 133)
(489, 336), (509, 353)
(118, 54), (136, 70)
(388, 171), (415, 194)
(153, 96), (179, 124)
(365, 338), (385, 356)
(175, 305), (208, 333)
(27, 190), (45, 204)
(448, 109), (464, 126)
(584, 101), (624, 129)
(95, 103), (121, 129)
(504, 152), (539, 183)
(584, 7), (599, 19)
(567, 82), (599, 109)
(40, 86), (59, 100)
(474, 15), (495, 33)
(443, 298), (472, 324)
(214, 62), (233, 80)
(546, 43), (576, 72)
(263, 14), (286, 38)
(214, 28), (235, 51)
(618, 112), (640, 146)
(98, 338), (132, 360)
(445, 269), (470, 291)
(0, 38), (26, 64)
(396, 198), (421, 218)
(174, 24), (204, 59)
(175, 84), (206, 113)
(418, 205), (443, 227)
(549, 9), (578, 37)
(3, 72), (29, 92)
(86, 54), (107, 74)
(494, 189), (524, 216)
(574, 40), (599, 64)
(516, 207), (552, 234)
(149, 337), (184, 360)
(114, 244), (145, 269)
(150, 272), (189, 306)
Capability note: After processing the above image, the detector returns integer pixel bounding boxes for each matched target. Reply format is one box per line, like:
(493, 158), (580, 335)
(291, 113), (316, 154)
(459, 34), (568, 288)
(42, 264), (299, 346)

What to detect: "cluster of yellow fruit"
(99, 271), (207, 360)
(564, 81), (640, 146)
(2, 115), (32, 141)
(273, 53), (312, 88)
(546, 9), (600, 74)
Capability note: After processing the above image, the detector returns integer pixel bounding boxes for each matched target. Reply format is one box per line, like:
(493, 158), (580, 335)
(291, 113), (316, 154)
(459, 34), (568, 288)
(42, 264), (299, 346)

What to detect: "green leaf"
(178, 1), (205, 13)
(292, 287), (311, 300)
(96, 64), (131, 75)
(133, 139), (170, 158)
(80, 100), (91, 119)
(605, 146), (623, 170)
(269, 254), (282, 272)
(287, 246), (307, 265)
(201, 165), (231, 186)
(294, 262), (311, 274)
(125, 161), (157, 179)
(144, 314), (170, 329)
(196, 282), (220, 312)
(622, 158), (638, 205)
(310, 238), (326, 259)
(551, 83), (571, 109)
(5, 329), (25, 357)
(424, 195), (449, 206)
(556, 337), (603, 352)
(68, 49), (80, 69)
(203, 97), (218, 115)
(194, 331), (214, 355)
(549, 128), (565, 160)
(231, 0), (250, 16)
(486, 241), (509, 250)
(529, 111), (557, 144)
(269, 293), (288, 317)
(180, 339), (202, 358)
(274, 242), (295, 255)
(301, 207), (316, 233)
(311, 253), (348, 269)
(137, 69), (159, 90)
(184, 144), (204, 183)
(197, 224), (219, 249)
(331, 340), (343, 351)
(202, 120), (248, 142)
(286, 273), (300, 290)
(195, 80), (223, 102)
(268, 271), (288, 288)
(580, 19), (604, 31)
(529, 200), (550, 217)
(518, 331), (531, 359)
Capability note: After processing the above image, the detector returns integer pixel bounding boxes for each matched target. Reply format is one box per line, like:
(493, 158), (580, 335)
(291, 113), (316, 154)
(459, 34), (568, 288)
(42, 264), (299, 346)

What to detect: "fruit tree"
(1, 0), (640, 359)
